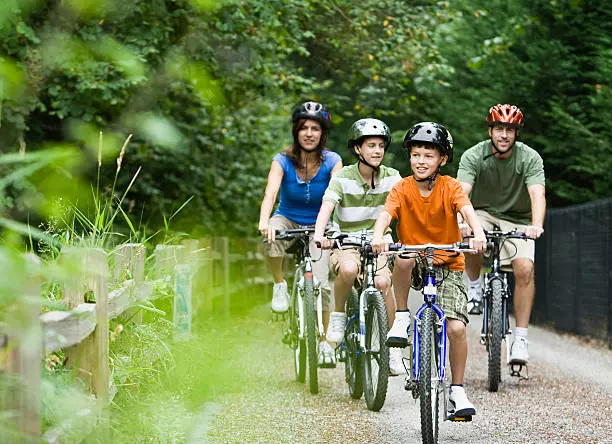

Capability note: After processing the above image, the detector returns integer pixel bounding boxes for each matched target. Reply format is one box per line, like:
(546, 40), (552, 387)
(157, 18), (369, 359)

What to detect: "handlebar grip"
(457, 242), (470, 249)
(388, 243), (401, 251)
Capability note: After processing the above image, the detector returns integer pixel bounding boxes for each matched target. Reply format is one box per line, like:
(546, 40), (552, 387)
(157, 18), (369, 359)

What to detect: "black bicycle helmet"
(292, 101), (332, 129)
(402, 121), (454, 163)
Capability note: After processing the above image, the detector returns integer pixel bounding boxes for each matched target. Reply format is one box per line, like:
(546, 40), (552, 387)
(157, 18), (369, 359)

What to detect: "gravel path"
(204, 298), (612, 443)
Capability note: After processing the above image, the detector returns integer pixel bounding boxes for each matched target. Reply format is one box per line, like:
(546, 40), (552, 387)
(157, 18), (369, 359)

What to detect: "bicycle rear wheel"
(304, 274), (318, 394)
(345, 288), (363, 399)
(487, 278), (504, 392)
(363, 290), (389, 411)
(419, 307), (440, 444)
(290, 270), (306, 383)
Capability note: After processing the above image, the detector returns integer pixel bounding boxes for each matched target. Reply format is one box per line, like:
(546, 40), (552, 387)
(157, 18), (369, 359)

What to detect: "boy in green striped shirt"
(314, 118), (404, 374)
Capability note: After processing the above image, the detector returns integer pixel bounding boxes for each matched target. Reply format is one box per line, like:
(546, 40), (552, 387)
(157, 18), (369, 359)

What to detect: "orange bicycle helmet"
(486, 104), (524, 127)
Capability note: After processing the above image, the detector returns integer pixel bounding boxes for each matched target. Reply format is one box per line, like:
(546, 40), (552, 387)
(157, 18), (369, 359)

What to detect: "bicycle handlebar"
(387, 242), (478, 254)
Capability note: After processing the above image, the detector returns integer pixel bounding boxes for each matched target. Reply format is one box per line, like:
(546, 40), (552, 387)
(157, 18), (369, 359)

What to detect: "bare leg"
(268, 256), (284, 283)
(375, 276), (395, 328)
(333, 261), (359, 312)
(322, 310), (329, 340)
(464, 253), (484, 282)
(391, 258), (415, 310)
(512, 258), (535, 328)
(447, 319), (468, 385)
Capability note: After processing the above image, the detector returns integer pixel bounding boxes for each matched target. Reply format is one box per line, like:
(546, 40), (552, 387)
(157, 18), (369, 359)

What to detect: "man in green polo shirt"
(456, 104), (546, 365)
(313, 118), (404, 374)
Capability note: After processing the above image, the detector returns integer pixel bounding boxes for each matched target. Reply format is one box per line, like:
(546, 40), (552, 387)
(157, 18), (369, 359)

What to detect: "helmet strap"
(484, 138), (513, 160)
(355, 146), (381, 189)
(415, 167), (440, 191)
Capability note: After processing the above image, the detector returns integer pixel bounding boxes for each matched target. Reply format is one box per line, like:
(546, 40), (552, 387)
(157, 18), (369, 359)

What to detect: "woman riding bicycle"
(258, 100), (342, 366)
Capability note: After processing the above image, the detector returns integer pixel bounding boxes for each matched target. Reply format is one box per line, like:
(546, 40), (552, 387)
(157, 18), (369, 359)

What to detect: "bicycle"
(274, 228), (325, 394)
(386, 242), (475, 444)
(332, 233), (390, 412)
(472, 229), (529, 391)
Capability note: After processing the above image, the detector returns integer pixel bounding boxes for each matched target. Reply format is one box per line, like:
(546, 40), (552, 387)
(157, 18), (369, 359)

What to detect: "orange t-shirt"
(383, 175), (471, 271)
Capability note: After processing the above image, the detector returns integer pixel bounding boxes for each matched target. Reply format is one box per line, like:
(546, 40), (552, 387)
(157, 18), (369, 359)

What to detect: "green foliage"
(0, 0), (610, 240)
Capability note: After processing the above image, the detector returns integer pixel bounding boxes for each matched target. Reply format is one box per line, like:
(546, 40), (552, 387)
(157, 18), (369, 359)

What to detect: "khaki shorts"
(263, 214), (332, 310)
(413, 262), (468, 325)
(476, 210), (535, 267)
(330, 248), (392, 284)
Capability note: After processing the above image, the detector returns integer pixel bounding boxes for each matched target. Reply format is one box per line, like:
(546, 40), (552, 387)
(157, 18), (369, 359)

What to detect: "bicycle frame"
(480, 236), (511, 352)
(411, 252), (448, 385)
(280, 230), (325, 348)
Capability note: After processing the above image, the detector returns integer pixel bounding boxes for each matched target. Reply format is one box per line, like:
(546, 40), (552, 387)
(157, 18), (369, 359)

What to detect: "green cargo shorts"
(413, 262), (469, 325)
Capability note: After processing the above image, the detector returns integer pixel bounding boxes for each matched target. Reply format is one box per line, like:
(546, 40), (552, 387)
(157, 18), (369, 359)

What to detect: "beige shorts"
(476, 210), (535, 266)
(330, 247), (393, 284)
(263, 214), (332, 310)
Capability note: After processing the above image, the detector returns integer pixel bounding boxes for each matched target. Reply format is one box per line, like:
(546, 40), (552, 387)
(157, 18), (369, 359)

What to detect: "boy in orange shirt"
(372, 121), (486, 417)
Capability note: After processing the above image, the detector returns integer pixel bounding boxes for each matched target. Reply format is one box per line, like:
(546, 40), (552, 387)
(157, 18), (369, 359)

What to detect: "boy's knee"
(374, 276), (391, 292)
(446, 319), (466, 339)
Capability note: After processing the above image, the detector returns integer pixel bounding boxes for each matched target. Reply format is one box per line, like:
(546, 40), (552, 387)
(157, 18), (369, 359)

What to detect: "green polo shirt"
(457, 140), (545, 225)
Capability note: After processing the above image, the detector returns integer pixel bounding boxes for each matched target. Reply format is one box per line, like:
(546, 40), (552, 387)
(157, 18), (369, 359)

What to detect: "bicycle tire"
(291, 271), (306, 383)
(304, 274), (318, 394)
(419, 307), (440, 444)
(487, 278), (504, 392)
(345, 288), (363, 399)
(363, 290), (389, 412)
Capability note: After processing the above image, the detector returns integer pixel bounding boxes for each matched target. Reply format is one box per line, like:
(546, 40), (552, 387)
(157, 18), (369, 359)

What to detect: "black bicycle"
(476, 229), (529, 391)
(333, 234), (389, 411)
(276, 228), (325, 394)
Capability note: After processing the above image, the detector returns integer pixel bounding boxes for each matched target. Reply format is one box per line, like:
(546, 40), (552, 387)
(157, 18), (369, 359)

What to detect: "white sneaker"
(326, 311), (347, 343)
(318, 340), (336, 368)
(271, 281), (289, 313)
(389, 348), (405, 376)
(467, 280), (483, 315)
(449, 385), (476, 417)
(386, 311), (411, 348)
(509, 337), (529, 364)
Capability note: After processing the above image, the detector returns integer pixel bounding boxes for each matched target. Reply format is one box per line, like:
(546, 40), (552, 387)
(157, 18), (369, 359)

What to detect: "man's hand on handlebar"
(525, 225), (544, 239)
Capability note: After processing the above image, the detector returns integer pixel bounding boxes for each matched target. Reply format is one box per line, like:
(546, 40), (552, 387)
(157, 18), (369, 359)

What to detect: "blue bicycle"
(388, 242), (474, 444)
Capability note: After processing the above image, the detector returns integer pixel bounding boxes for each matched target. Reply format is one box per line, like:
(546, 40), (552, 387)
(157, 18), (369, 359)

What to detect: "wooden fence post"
(153, 244), (185, 280)
(4, 254), (42, 442)
(61, 248), (109, 402)
(114, 243), (145, 324)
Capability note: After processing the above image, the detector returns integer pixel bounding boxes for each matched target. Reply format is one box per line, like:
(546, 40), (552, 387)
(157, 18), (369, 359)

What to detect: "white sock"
(515, 327), (528, 341)
(468, 276), (482, 287)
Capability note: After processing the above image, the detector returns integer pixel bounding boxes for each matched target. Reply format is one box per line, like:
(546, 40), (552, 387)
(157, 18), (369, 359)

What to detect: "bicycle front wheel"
(304, 274), (318, 394)
(419, 307), (441, 444)
(363, 290), (389, 412)
(290, 271), (306, 383)
(345, 288), (363, 399)
(487, 278), (504, 392)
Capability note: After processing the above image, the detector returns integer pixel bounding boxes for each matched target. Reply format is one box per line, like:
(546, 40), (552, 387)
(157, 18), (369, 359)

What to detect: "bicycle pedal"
(448, 413), (472, 422)
(509, 363), (529, 380)
(281, 331), (292, 345)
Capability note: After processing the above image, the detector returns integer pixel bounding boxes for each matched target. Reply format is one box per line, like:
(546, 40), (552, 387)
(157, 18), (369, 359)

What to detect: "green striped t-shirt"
(323, 163), (401, 237)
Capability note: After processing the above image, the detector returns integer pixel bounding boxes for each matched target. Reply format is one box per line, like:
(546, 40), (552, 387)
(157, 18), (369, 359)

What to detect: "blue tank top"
(274, 150), (341, 226)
